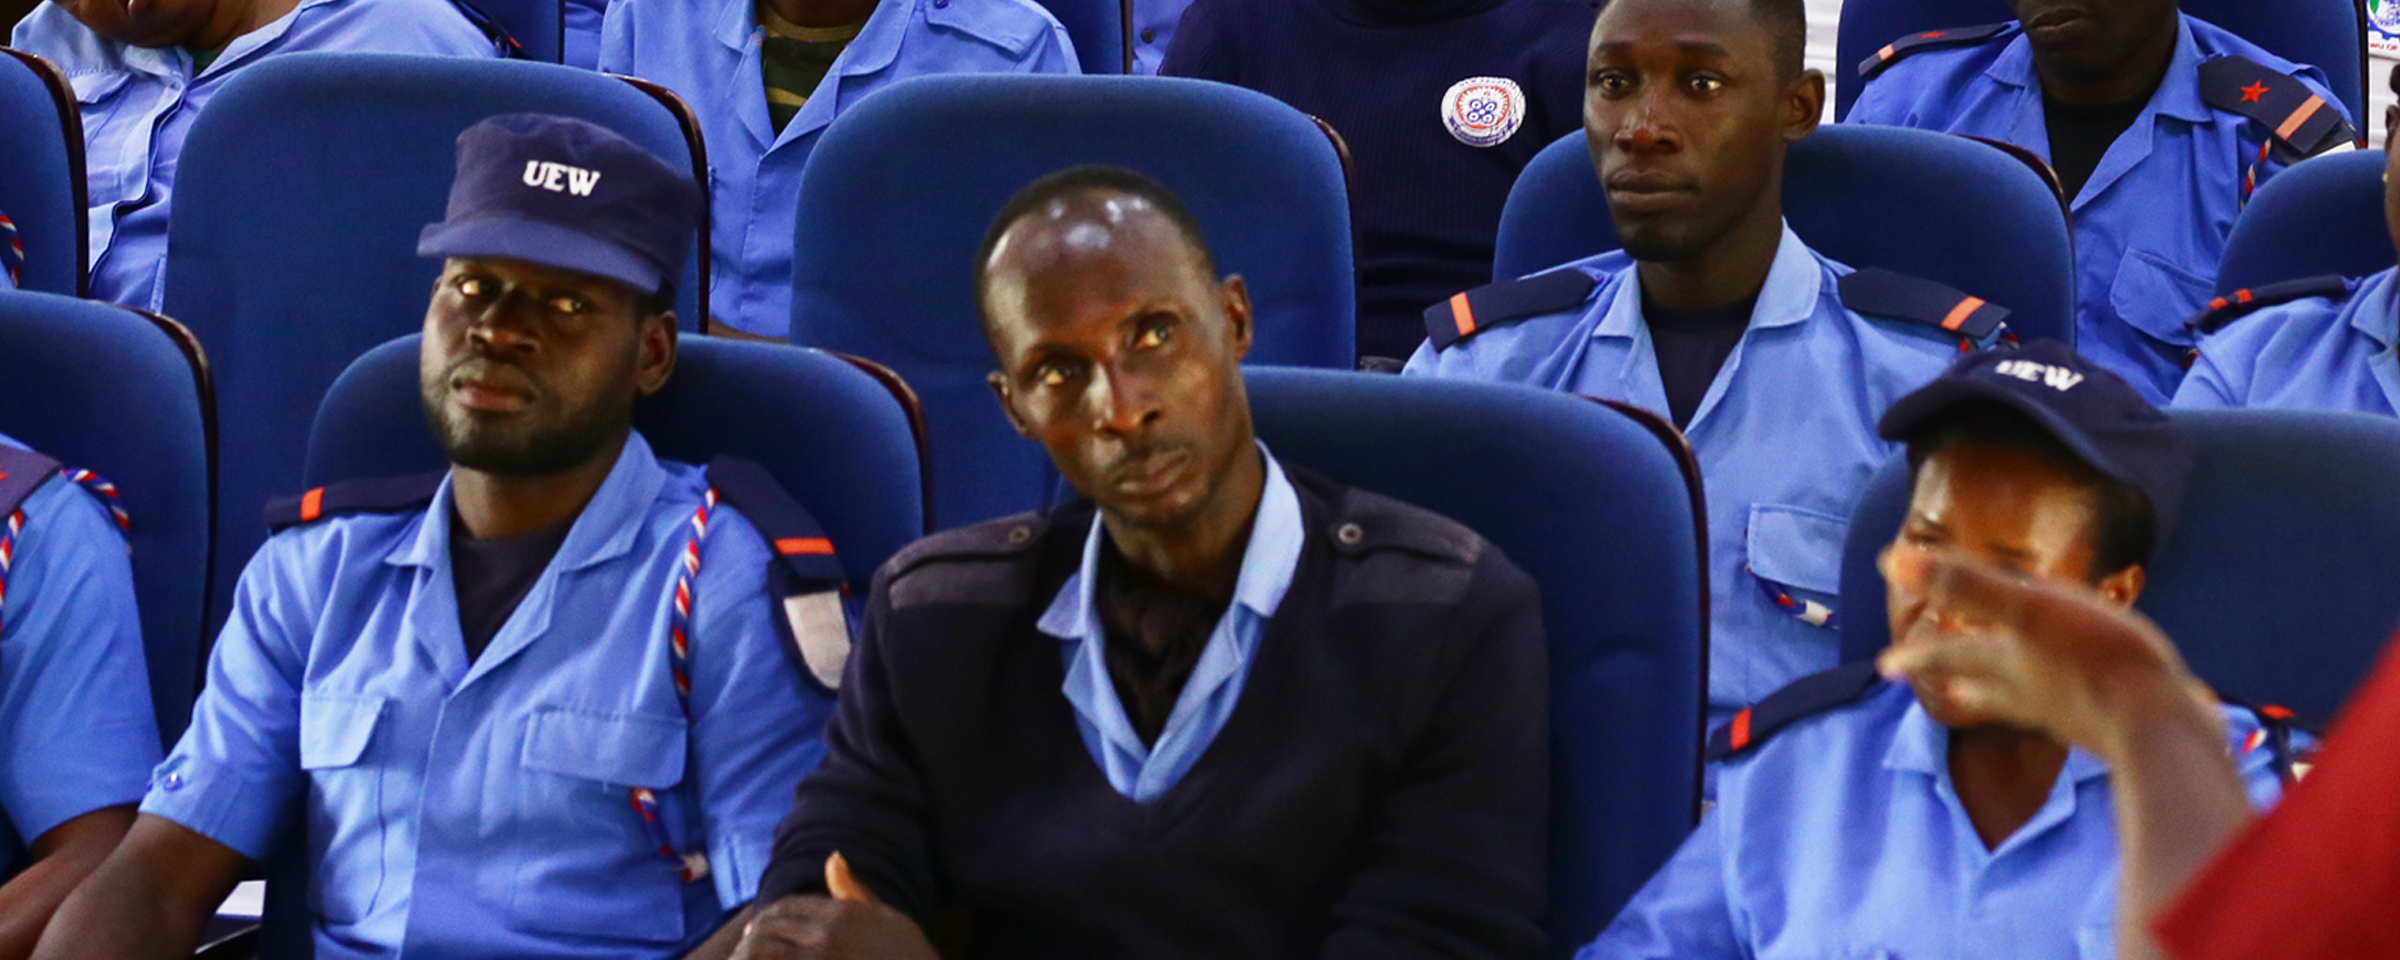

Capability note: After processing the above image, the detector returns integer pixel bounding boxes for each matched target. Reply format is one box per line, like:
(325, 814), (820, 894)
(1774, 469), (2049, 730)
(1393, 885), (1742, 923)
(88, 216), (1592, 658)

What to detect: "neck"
(1635, 201), (1786, 311)
(763, 0), (877, 28)
(189, 0), (303, 51)
(449, 430), (629, 541)
(2037, 23), (2179, 106)
(1101, 441), (1266, 605)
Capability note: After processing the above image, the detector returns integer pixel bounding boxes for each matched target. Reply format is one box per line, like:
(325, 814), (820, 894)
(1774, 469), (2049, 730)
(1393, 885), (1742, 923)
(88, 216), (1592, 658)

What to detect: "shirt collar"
(1987, 15), (2212, 125)
(1593, 221), (1821, 341)
(719, 0), (909, 77)
(2349, 269), (2400, 350)
(1883, 694), (2109, 786)
(387, 430), (668, 573)
(1036, 441), (1302, 641)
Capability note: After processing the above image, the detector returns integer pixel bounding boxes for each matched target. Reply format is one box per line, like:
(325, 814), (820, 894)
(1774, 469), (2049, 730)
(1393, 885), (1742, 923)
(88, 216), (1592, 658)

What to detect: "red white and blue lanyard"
(631, 486), (716, 883)
(1754, 573), (1835, 629)
(0, 469), (129, 617)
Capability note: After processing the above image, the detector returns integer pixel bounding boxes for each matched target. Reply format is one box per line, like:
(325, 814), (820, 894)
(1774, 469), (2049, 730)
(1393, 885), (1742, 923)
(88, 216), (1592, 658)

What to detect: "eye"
(1034, 362), (1075, 388)
(455, 276), (491, 298)
(1591, 70), (1634, 95)
(1688, 74), (1726, 95)
(547, 294), (591, 315)
(1135, 322), (1173, 349)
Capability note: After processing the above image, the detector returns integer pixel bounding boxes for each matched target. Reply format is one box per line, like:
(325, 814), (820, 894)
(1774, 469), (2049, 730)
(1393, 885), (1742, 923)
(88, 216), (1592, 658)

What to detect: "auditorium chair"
(1247, 367), (1708, 959)
(1493, 125), (2075, 350)
(1839, 409), (2400, 729)
(2216, 150), (2392, 294)
(789, 74), (1355, 531)
(0, 49), (84, 298)
(1038, 0), (1129, 73)
(161, 52), (711, 639)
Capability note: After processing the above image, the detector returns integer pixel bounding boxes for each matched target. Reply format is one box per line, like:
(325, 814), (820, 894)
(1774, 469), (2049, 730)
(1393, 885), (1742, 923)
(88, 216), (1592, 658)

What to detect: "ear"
(2096, 564), (2146, 609)
(634, 312), (677, 397)
(1786, 69), (1826, 143)
(1220, 274), (1255, 363)
(987, 370), (1036, 440)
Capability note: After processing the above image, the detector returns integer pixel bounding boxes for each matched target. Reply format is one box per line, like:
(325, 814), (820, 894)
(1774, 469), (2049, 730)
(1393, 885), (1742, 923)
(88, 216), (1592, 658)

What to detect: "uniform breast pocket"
(502, 707), (691, 944)
(298, 692), (390, 925)
(1745, 504), (1849, 629)
(2111, 247), (2216, 350)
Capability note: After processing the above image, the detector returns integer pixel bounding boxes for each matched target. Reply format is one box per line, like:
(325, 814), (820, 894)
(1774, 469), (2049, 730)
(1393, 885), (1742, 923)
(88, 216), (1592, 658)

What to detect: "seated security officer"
(10, 0), (500, 311)
(2176, 73), (2400, 415)
(1845, 0), (2357, 405)
(700, 165), (1549, 960)
(0, 434), (160, 959)
(1408, 0), (1998, 721)
(1584, 342), (2294, 960)
(31, 115), (835, 960)
(598, 0), (1076, 339)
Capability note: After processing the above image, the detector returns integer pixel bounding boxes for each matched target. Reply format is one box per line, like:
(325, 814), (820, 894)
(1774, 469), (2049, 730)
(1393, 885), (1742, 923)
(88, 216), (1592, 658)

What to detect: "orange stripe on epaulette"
(776, 537), (835, 556)
(300, 488), (325, 523)
(1939, 297), (1986, 332)
(2262, 704), (2295, 721)
(1728, 708), (1753, 752)
(2278, 96), (2325, 143)
(1449, 292), (1477, 339)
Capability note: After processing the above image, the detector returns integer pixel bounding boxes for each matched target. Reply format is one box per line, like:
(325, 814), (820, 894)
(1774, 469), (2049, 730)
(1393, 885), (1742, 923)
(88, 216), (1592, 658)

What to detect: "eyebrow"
(1592, 40), (1738, 59)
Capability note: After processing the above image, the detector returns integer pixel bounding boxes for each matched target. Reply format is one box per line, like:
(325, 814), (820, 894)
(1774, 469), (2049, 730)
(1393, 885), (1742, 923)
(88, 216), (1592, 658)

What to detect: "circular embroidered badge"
(1441, 76), (1526, 148)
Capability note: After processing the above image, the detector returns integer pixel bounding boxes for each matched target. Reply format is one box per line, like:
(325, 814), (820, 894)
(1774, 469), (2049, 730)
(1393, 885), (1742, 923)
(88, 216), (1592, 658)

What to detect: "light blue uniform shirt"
(1845, 15), (2353, 406)
(10, 0), (497, 311)
(566, 0), (608, 68)
(1130, 0), (1190, 74)
(2175, 267), (2399, 416)
(142, 433), (832, 959)
(599, 0), (1078, 337)
(0, 434), (160, 863)
(1405, 226), (1967, 711)
(1037, 443), (1301, 802)
(1581, 682), (2286, 960)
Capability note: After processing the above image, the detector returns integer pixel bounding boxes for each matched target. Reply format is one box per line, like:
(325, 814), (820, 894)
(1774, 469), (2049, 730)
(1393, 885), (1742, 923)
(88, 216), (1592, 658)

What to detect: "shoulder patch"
(1331, 487), (1484, 566)
(2188, 274), (2353, 336)
(1706, 661), (1887, 762)
(1839, 267), (2011, 342)
(706, 456), (851, 694)
(1857, 23), (2010, 81)
(1424, 269), (1598, 351)
(0, 444), (65, 522)
(2200, 56), (2355, 156)
(263, 471), (446, 532)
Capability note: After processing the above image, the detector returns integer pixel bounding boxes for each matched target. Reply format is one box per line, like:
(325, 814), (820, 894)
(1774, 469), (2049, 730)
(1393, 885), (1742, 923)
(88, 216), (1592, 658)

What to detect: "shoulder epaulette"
(1423, 269), (1599, 351)
(2230, 700), (2303, 785)
(2188, 274), (2352, 336)
(1706, 661), (1887, 762)
(263, 471), (446, 532)
(0, 445), (64, 522)
(882, 510), (1050, 583)
(704, 456), (852, 693)
(1332, 486), (1483, 566)
(1857, 23), (2010, 81)
(2200, 56), (2356, 156)
(1838, 267), (2011, 343)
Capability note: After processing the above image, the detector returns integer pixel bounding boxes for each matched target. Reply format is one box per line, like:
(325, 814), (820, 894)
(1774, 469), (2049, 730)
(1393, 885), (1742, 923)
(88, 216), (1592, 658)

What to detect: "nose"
(463, 287), (540, 355)
(1084, 364), (1162, 438)
(1611, 87), (1677, 154)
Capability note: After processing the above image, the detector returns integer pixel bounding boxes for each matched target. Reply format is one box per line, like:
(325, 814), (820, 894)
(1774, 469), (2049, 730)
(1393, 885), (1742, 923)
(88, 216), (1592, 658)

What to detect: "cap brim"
(417, 216), (662, 293)
(1877, 378), (2141, 487)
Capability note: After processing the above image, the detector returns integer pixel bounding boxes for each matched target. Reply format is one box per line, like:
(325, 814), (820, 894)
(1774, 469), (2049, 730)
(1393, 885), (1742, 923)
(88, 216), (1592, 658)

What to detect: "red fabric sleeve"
(2154, 632), (2400, 959)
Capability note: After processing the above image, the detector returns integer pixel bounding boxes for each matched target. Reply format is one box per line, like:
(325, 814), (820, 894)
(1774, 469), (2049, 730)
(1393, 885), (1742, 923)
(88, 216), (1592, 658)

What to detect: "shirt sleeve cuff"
(137, 756), (289, 860)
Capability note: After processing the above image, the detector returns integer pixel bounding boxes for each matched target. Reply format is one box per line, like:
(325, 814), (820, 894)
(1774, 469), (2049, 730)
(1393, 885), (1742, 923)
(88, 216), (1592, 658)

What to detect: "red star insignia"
(2240, 81), (2270, 103)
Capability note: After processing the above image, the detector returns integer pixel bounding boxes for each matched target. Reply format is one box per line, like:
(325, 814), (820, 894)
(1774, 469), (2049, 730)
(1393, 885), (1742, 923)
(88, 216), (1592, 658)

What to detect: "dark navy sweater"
(1163, 0), (1598, 362)
(759, 468), (1550, 959)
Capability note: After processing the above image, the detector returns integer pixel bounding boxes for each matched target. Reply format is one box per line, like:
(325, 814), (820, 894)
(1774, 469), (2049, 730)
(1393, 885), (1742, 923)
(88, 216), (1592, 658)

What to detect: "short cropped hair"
(972, 164), (1218, 317)
(1752, 0), (1806, 79)
(637, 282), (674, 320)
(1903, 401), (2159, 579)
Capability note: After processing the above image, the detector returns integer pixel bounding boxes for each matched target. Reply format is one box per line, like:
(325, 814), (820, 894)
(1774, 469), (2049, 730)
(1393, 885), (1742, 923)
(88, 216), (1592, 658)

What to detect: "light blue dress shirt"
(565, 0), (608, 68)
(1581, 682), (2286, 960)
(1405, 226), (1968, 711)
(599, 0), (1078, 337)
(1130, 0), (1190, 74)
(2175, 267), (2398, 416)
(10, 0), (498, 311)
(142, 433), (832, 959)
(0, 433), (160, 864)
(1037, 443), (1301, 802)
(1845, 15), (2353, 406)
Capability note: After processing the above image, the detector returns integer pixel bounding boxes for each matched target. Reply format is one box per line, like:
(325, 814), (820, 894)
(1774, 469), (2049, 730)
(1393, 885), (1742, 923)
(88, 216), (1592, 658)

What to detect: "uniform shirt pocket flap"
(1746, 504), (1849, 596)
(2111, 248), (2215, 345)
(298, 693), (388, 771)
(520, 709), (687, 788)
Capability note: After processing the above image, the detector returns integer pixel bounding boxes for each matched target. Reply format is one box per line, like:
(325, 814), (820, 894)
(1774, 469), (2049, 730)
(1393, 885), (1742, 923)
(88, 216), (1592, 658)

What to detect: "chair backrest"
(2216, 150), (2393, 293)
(1493, 126), (2075, 349)
(163, 52), (711, 638)
(1245, 367), (1707, 960)
(1838, 409), (2400, 727)
(1832, 0), (2368, 122)
(1036, 0), (1127, 73)
(0, 290), (213, 745)
(0, 49), (85, 297)
(790, 74), (1355, 531)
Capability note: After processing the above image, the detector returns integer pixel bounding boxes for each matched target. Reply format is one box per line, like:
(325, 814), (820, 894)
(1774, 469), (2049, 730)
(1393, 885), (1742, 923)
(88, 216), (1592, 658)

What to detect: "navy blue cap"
(1879, 341), (2194, 542)
(417, 113), (699, 293)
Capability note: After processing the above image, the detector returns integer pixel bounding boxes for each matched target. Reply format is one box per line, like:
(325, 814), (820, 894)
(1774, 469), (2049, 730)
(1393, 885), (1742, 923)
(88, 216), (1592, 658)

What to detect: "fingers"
(826, 852), (877, 905)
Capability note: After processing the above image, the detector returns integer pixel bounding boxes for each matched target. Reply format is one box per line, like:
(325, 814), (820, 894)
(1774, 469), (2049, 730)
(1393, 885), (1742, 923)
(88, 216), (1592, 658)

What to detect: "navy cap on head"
(417, 113), (700, 295)
(1879, 341), (2195, 543)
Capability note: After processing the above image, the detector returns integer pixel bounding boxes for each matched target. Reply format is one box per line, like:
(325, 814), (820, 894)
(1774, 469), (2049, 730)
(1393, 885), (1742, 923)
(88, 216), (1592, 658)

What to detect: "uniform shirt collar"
(1037, 441), (1302, 641)
(719, 0), (909, 77)
(1594, 221), (1820, 341)
(2349, 268), (2400, 351)
(1987, 15), (2212, 125)
(1883, 694), (2110, 786)
(388, 430), (668, 573)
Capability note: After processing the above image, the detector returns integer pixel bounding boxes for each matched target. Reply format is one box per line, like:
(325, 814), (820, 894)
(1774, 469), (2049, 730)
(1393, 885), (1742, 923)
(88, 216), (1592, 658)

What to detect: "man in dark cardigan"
(691, 165), (1551, 960)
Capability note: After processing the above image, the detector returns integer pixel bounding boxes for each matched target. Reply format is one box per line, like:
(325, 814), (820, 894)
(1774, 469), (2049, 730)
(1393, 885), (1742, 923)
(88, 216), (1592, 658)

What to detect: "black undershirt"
(2043, 92), (2151, 201)
(1645, 292), (1757, 430)
(1093, 535), (1227, 747)
(451, 515), (574, 663)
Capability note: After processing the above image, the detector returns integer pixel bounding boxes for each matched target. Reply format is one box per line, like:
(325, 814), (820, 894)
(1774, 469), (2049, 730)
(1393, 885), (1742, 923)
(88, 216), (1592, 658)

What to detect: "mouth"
(448, 367), (537, 414)
(2024, 7), (2093, 40)
(1106, 447), (1195, 500)
(1604, 171), (1697, 215)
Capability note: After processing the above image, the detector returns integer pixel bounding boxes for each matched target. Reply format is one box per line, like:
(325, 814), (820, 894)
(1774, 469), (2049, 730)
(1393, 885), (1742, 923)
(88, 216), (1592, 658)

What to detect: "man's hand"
(728, 854), (938, 960)
(1874, 548), (2222, 760)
